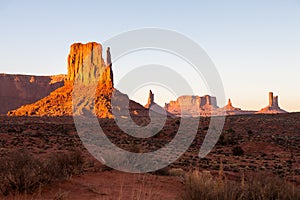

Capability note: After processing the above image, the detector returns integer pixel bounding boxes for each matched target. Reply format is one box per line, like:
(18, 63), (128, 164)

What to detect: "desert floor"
(0, 113), (299, 199)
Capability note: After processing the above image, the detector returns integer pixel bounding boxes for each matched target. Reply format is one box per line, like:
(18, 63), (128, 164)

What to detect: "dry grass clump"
(0, 151), (43, 195)
(44, 150), (84, 181)
(181, 170), (300, 200)
(0, 150), (84, 196)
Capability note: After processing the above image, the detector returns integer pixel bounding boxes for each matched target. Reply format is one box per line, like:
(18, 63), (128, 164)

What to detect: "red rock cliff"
(0, 74), (64, 114)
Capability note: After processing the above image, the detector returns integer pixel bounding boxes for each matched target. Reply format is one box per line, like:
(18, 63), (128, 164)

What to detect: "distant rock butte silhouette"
(0, 74), (64, 114)
(8, 42), (147, 118)
(256, 92), (287, 114)
(164, 92), (287, 116)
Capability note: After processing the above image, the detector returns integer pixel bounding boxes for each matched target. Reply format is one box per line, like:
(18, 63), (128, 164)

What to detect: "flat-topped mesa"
(65, 42), (113, 88)
(164, 95), (218, 116)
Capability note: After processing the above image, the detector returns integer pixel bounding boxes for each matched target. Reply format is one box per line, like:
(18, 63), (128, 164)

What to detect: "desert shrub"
(218, 134), (226, 145)
(181, 170), (243, 200)
(227, 128), (236, 134)
(102, 151), (147, 172)
(168, 168), (185, 177)
(0, 151), (43, 195)
(0, 150), (84, 196)
(247, 130), (253, 135)
(217, 133), (238, 146)
(232, 146), (244, 156)
(43, 150), (84, 181)
(181, 170), (300, 200)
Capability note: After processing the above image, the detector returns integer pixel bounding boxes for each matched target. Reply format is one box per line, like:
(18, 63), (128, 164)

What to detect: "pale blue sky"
(0, 0), (299, 111)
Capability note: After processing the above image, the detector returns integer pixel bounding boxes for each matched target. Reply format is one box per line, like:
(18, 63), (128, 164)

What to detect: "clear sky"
(0, 0), (299, 111)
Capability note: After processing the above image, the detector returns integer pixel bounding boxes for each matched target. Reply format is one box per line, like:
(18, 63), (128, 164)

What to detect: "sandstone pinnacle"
(145, 90), (154, 108)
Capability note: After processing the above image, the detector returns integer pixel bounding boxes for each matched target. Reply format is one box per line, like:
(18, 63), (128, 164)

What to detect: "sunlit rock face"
(0, 74), (64, 114)
(8, 42), (148, 118)
(66, 42), (112, 87)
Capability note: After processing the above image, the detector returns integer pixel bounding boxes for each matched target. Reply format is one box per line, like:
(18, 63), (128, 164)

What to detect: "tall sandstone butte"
(8, 42), (146, 118)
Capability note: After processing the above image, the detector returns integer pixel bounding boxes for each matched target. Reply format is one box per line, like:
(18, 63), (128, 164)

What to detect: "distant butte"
(256, 92), (287, 114)
(163, 92), (287, 117)
(164, 95), (219, 117)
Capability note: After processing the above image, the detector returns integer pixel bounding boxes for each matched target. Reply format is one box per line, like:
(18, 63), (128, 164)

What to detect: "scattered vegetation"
(232, 146), (244, 156)
(0, 150), (84, 196)
(181, 170), (300, 200)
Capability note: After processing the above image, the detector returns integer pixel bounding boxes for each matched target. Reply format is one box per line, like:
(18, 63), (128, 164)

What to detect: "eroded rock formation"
(222, 99), (241, 111)
(219, 98), (253, 116)
(0, 74), (64, 114)
(144, 90), (175, 118)
(256, 92), (287, 114)
(8, 42), (147, 118)
(145, 90), (154, 109)
(164, 95), (218, 117)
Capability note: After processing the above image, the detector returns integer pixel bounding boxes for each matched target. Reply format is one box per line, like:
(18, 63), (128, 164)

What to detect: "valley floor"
(0, 113), (300, 199)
